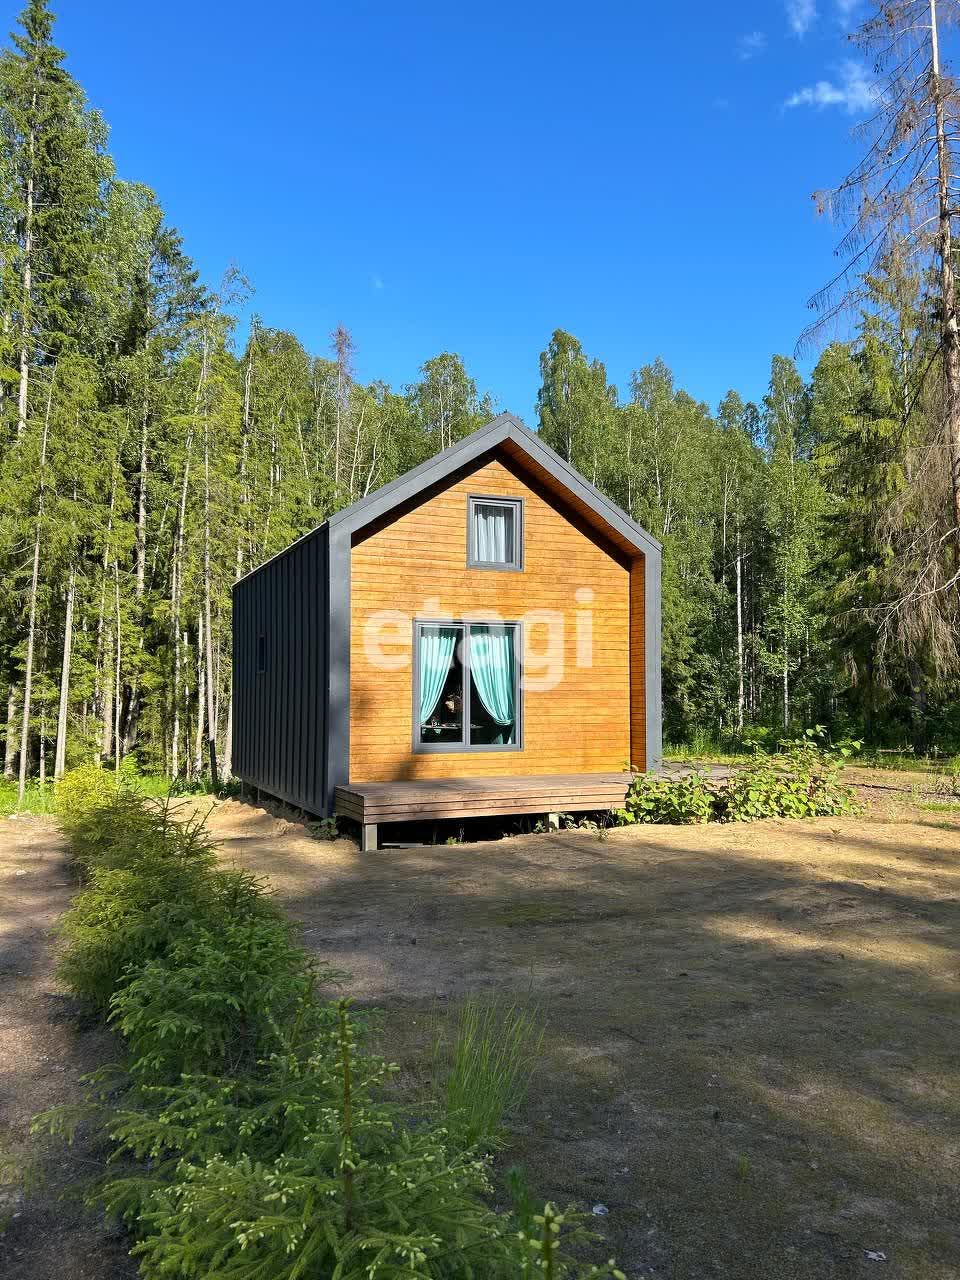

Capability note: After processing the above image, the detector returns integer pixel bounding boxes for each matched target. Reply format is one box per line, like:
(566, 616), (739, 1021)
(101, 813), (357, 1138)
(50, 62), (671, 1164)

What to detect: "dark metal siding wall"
(231, 527), (328, 814)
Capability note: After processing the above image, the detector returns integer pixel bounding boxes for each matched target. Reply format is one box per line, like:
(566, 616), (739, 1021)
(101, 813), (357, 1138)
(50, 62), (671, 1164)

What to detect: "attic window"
(468, 497), (523, 570)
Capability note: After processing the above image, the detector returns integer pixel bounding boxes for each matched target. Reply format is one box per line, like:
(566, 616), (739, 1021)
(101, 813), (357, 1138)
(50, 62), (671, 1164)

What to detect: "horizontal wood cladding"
(349, 453), (634, 781)
(335, 773), (633, 822)
(629, 557), (646, 772)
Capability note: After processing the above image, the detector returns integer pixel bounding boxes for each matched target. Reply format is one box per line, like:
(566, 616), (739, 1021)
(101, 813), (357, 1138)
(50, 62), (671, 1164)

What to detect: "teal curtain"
(419, 626), (457, 726)
(470, 625), (516, 744)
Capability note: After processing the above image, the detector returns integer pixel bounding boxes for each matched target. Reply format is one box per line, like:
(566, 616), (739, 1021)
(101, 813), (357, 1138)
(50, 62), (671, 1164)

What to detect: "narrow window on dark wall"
(257, 634), (267, 674)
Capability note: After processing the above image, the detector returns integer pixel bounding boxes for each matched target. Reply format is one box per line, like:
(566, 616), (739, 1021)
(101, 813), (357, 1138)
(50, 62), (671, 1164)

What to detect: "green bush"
(54, 761), (144, 832)
(616, 769), (715, 824)
(618, 729), (860, 826)
(58, 858), (278, 1011)
(57, 793), (281, 1011)
(109, 918), (318, 1080)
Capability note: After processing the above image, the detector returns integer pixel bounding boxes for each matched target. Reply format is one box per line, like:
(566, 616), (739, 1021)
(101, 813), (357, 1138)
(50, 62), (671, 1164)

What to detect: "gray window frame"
(467, 495), (524, 571)
(412, 618), (523, 754)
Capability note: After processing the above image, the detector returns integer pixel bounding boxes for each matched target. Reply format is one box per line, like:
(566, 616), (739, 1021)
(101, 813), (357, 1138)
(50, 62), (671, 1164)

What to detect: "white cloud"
(737, 30), (767, 60)
(835, 0), (860, 19)
(786, 0), (817, 35)
(784, 59), (878, 114)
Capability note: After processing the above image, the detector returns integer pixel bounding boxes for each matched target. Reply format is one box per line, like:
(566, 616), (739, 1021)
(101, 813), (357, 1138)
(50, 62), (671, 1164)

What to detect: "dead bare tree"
(805, 0), (960, 669)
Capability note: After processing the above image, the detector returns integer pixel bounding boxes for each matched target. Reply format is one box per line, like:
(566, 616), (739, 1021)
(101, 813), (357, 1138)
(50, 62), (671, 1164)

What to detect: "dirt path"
(0, 815), (135, 1280)
(205, 798), (960, 1280)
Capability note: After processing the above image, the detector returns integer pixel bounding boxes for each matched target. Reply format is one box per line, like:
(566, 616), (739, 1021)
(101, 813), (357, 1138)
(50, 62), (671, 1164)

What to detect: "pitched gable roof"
(329, 412), (661, 559)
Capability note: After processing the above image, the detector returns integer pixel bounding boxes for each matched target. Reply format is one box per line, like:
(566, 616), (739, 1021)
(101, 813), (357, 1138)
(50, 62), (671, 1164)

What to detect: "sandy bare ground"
(0, 816), (135, 1280)
(1, 792), (958, 1279)
(204, 797), (960, 1280)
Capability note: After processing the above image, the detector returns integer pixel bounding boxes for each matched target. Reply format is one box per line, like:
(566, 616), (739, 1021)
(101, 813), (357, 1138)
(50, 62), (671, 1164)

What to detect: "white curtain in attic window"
(474, 503), (514, 563)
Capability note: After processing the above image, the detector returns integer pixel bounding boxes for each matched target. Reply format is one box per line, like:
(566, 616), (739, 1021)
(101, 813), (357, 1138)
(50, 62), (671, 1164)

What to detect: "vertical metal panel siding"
(231, 526), (329, 814)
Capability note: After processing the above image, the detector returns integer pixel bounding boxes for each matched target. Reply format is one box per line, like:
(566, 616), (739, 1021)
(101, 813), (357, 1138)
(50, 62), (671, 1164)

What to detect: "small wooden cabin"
(232, 413), (661, 847)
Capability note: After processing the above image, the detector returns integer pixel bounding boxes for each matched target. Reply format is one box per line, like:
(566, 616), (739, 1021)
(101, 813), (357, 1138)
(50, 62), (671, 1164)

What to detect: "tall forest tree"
(807, 0), (960, 674)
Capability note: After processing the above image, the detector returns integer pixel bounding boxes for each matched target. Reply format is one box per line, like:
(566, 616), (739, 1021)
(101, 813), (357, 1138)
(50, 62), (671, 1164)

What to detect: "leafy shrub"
(723, 731), (860, 821)
(616, 769), (715, 824)
(617, 729), (860, 826)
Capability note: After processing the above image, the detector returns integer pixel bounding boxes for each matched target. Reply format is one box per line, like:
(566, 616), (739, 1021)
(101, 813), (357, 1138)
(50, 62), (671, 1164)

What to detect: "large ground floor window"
(415, 621), (520, 751)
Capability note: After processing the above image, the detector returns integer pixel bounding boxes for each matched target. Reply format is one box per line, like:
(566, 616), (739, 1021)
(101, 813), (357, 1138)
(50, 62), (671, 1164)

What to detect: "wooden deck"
(335, 773), (633, 850)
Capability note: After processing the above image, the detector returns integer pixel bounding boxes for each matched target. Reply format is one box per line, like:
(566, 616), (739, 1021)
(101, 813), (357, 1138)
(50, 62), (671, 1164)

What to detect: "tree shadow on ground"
(211, 803), (960, 1280)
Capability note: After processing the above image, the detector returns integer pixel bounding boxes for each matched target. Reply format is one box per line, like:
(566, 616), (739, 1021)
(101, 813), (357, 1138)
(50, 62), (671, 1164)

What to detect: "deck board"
(335, 773), (632, 826)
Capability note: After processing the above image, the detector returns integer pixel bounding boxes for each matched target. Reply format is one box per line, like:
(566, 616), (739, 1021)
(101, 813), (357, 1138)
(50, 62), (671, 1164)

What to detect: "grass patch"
(432, 997), (545, 1149)
(0, 778), (58, 818)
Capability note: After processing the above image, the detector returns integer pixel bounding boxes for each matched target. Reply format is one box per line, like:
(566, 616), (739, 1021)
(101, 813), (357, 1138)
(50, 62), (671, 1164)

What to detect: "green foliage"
(616, 770), (715, 825)
(56, 792), (276, 1009)
(433, 998), (545, 1149)
(0, 777), (57, 816)
(108, 918), (317, 1080)
(723, 730), (861, 821)
(618, 730), (860, 825)
(40, 758), (621, 1280)
(309, 816), (339, 840)
(53, 762), (122, 829)
(2, 0), (960, 811)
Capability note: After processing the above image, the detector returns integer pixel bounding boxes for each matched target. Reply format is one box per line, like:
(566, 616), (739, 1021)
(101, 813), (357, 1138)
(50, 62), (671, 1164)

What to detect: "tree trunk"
(929, 0), (960, 567)
(4, 686), (18, 780)
(17, 371), (53, 807)
(114, 563), (122, 775)
(202, 391), (220, 787)
(735, 530), (745, 732)
(53, 564), (76, 779)
(16, 102), (35, 441)
(100, 624), (113, 762)
(135, 396), (149, 596)
(170, 425), (194, 778)
(93, 474), (117, 760)
(194, 612), (205, 778)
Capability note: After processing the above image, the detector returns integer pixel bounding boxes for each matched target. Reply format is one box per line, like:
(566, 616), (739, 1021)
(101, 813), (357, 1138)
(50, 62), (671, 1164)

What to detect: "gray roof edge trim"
(329, 412), (662, 557)
(510, 423), (663, 556)
(327, 414), (516, 533)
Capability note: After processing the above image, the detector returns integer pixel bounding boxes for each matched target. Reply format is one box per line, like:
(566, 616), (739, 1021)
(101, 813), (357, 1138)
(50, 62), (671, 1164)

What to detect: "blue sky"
(13, 0), (894, 417)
